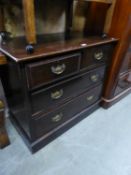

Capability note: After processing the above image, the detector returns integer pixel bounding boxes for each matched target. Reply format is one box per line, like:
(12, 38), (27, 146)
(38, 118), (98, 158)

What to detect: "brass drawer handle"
(94, 51), (104, 60)
(51, 64), (66, 75)
(90, 74), (99, 82)
(51, 113), (63, 123)
(0, 100), (4, 109)
(87, 95), (94, 101)
(51, 89), (63, 100)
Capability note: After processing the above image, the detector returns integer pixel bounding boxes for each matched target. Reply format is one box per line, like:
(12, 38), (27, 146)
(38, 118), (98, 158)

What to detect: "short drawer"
(31, 66), (105, 114)
(32, 84), (102, 139)
(81, 43), (115, 70)
(26, 53), (81, 89)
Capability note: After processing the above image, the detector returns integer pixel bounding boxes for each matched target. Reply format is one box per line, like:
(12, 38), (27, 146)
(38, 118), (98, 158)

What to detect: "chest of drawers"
(0, 35), (117, 153)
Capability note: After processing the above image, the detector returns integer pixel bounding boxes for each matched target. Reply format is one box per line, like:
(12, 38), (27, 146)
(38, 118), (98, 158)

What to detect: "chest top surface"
(0, 33), (118, 63)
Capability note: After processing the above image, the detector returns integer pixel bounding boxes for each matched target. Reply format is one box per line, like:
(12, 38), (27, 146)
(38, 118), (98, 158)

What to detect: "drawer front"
(81, 43), (114, 70)
(32, 84), (102, 139)
(115, 72), (131, 95)
(26, 53), (81, 89)
(31, 66), (105, 114)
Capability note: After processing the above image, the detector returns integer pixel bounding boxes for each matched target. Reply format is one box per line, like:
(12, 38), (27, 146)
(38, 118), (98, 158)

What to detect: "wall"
(4, 0), (88, 37)
(3, 0), (116, 37)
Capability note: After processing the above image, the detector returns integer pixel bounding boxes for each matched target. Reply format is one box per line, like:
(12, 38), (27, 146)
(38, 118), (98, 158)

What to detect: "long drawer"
(26, 53), (81, 89)
(31, 66), (105, 114)
(32, 84), (102, 139)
